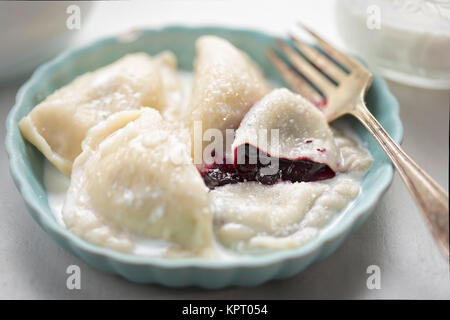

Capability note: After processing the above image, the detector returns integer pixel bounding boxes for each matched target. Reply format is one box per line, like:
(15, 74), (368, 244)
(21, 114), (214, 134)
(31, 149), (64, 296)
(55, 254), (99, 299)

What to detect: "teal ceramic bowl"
(5, 26), (402, 288)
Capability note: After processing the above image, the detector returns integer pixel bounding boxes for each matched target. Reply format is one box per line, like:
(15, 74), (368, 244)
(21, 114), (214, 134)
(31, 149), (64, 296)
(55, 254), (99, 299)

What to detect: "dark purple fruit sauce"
(200, 144), (335, 189)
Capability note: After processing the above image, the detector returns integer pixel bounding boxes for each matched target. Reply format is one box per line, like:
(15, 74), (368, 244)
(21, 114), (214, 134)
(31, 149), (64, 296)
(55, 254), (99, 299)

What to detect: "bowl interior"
(6, 26), (402, 267)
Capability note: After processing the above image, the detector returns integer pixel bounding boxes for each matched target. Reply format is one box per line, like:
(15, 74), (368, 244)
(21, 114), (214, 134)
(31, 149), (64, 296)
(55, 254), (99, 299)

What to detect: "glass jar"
(335, 0), (450, 89)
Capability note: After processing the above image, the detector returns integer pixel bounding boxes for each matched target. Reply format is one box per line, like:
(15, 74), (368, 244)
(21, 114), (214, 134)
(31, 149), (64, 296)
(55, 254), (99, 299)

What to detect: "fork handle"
(353, 99), (449, 258)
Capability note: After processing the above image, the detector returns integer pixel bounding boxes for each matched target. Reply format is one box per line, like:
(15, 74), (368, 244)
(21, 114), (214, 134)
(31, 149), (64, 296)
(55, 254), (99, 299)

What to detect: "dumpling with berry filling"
(202, 88), (340, 188)
(62, 108), (213, 253)
(19, 52), (181, 177)
(208, 88), (371, 252)
(231, 88), (340, 184)
(188, 36), (271, 161)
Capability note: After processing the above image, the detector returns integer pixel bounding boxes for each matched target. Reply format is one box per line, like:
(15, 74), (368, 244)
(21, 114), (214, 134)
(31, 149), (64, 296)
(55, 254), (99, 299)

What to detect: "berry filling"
(200, 144), (335, 189)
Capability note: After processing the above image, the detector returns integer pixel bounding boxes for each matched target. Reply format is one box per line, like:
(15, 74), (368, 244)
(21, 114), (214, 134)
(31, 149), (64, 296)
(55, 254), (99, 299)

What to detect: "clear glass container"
(335, 0), (450, 89)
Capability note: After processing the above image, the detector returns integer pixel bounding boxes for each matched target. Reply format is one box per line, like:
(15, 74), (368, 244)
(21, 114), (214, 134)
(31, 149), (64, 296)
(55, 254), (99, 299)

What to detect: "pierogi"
(232, 88), (340, 172)
(188, 35), (271, 159)
(63, 109), (212, 253)
(19, 36), (373, 259)
(19, 52), (181, 176)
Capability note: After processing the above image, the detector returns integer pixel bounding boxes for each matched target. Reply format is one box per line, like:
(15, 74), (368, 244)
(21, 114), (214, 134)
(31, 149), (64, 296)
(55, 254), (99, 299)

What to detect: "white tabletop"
(1, 0), (449, 299)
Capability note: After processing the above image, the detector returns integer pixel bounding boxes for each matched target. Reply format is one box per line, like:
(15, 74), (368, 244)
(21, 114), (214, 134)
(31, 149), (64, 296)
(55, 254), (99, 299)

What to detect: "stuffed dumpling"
(201, 88), (340, 188)
(188, 36), (271, 162)
(19, 52), (181, 176)
(232, 88), (340, 180)
(62, 109), (213, 252)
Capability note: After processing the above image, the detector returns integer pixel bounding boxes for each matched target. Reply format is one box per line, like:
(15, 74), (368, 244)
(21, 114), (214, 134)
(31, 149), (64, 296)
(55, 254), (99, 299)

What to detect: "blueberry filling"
(201, 144), (335, 189)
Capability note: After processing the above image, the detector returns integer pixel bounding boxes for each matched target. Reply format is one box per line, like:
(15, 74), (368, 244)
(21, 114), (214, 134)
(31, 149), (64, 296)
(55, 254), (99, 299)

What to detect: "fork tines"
(267, 23), (361, 108)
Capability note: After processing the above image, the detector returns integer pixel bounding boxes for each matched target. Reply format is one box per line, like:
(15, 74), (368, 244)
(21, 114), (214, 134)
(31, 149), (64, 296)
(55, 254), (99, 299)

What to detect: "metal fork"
(268, 23), (449, 258)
